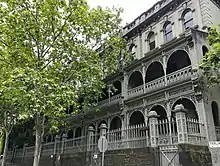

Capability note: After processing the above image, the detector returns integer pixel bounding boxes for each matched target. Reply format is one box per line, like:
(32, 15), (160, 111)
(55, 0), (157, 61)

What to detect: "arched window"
(211, 101), (220, 126)
(129, 44), (136, 55)
(202, 45), (209, 56)
(182, 9), (193, 30)
(148, 32), (156, 51)
(164, 22), (173, 42)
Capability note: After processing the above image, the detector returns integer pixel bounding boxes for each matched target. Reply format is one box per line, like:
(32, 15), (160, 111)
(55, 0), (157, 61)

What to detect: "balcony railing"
(98, 66), (192, 105)
(128, 84), (144, 98)
(98, 94), (121, 106)
(128, 66), (192, 98)
(166, 66), (192, 85)
(145, 76), (165, 93)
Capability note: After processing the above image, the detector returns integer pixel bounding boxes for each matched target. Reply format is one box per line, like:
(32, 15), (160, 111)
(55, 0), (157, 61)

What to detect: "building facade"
(61, 0), (220, 143)
(7, 0), (220, 165)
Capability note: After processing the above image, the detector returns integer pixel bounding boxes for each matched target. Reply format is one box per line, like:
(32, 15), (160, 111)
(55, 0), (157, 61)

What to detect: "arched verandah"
(128, 71), (143, 89)
(172, 98), (199, 134)
(150, 105), (168, 135)
(129, 111), (146, 139)
(111, 81), (122, 96)
(109, 116), (122, 141)
(67, 129), (73, 139)
(129, 111), (145, 126)
(145, 62), (164, 83)
(166, 50), (191, 75)
(172, 98), (198, 119)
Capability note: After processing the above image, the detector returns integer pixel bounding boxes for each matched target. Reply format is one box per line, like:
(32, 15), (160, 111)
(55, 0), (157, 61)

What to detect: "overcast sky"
(88, 0), (160, 25)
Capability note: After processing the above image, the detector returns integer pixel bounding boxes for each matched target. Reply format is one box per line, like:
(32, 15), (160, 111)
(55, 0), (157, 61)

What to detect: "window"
(129, 44), (136, 54)
(182, 10), (193, 30)
(164, 22), (173, 42)
(148, 32), (155, 50)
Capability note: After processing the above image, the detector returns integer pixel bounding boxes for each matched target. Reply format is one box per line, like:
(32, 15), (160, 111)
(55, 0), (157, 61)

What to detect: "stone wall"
(178, 144), (212, 166)
(100, 148), (159, 166)
(8, 145), (212, 166)
(8, 147), (158, 166)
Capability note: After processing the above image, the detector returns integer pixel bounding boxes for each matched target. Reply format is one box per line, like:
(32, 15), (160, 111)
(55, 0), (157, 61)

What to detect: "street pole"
(101, 151), (104, 166)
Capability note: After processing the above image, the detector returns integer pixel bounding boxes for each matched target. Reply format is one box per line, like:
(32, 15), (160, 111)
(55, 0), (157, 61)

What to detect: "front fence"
(7, 109), (207, 160)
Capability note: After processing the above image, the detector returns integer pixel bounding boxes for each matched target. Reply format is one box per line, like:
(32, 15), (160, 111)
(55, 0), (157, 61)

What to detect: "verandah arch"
(129, 111), (145, 126)
(109, 116), (122, 141)
(150, 105), (168, 135)
(128, 71), (143, 89)
(111, 81), (122, 96)
(75, 127), (82, 138)
(166, 50), (191, 74)
(67, 129), (73, 139)
(172, 98), (198, 119)
(145, 62), (164, 83)
(110, 116), (122, 130)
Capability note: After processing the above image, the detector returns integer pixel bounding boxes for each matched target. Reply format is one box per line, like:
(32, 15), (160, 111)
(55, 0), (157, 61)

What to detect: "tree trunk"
(33, 125), (42, 166)
(33, 115), (43, 166)
(1, 130), (9, 166)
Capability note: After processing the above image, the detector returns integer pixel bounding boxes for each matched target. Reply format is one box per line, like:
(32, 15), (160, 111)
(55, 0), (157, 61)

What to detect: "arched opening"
(164, 21), (173, 42)
(67, 129), (73, 139)
(182, 9), (193, 30)
(47, 135), (52, 143)
(211, 101), (220, 126)
(172, 98), (198, 119)
(128, 71), (143, 89)
(172, 98), (199, 134)
(202, 45), (209, 56)
(166, 50), (191, 74)
(109, 116), (122, 141)
(129, 43), (136, 55)
(145, 62), (164, 83)
(148, 32), (156, 50)
(110, 117), (122, 130)
(75, 127), (82, 138)
(111, 81), (122, 96)
(150, 105), (167, 120)
(129, 111), (145, 126)
(129, 111), (146, 139)
(150, 105), (168, 135)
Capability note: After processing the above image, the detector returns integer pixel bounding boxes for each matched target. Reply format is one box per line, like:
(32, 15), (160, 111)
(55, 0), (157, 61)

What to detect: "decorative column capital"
(173, 104), (187, 114)
(148, 111), (160, 119)
(99, 123), (108, 137)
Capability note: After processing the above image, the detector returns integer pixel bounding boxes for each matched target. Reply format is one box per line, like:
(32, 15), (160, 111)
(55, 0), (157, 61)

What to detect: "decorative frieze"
(169, 85), (193, 97)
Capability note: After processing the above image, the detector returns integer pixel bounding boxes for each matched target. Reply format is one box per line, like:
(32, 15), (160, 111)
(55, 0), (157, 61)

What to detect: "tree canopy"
(0, 0), (128, 165)
(199, 25), (220, 86)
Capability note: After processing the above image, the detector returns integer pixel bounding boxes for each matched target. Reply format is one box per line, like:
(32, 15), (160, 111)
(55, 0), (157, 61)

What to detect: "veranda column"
(173, 104), (188, 143)
(61, 133), (67, 154)
(54, 135), (60, 154)
(148, 111), (159, 147)
(87, 126), (95, 152)
(99, 123), (108, 137)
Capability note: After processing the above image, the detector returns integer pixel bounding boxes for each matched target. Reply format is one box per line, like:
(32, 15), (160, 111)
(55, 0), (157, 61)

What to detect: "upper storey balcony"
(98, 49), (194, 107)
(98, 80), (122, 107)
(127, 49), (192, 99)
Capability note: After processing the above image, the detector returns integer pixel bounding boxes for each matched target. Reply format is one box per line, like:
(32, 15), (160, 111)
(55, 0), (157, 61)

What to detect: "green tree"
(0, 1), (127, 166)
(199, 25), (220, 86)
(0, 64), (27, 166)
